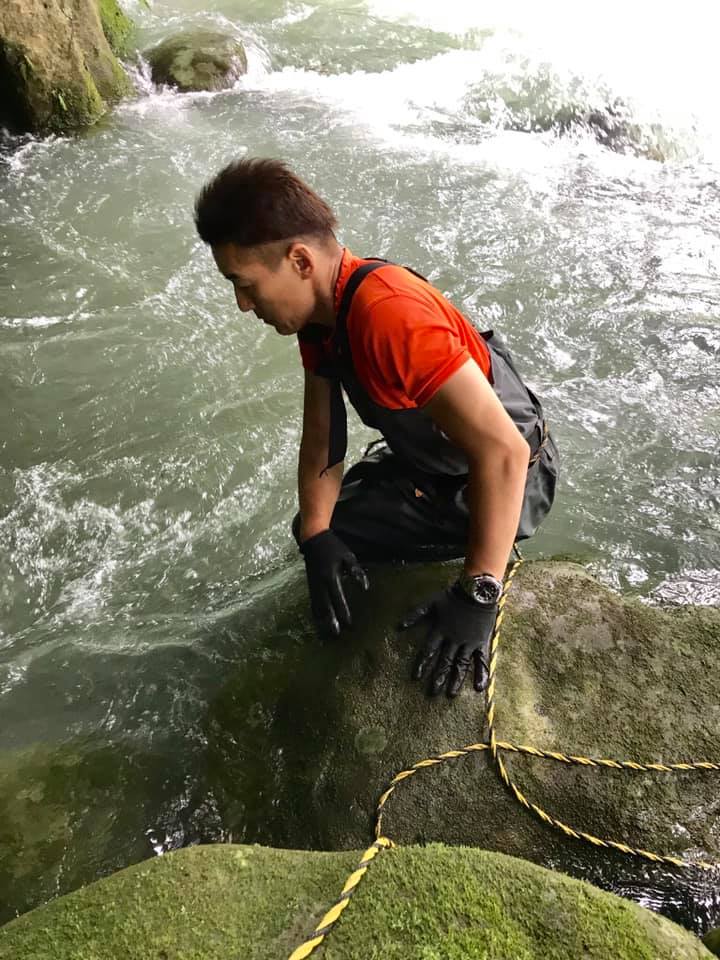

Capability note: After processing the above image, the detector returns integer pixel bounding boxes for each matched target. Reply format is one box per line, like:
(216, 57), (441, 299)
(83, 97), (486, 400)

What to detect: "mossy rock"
(0, 0), (132, 135)
(0, 843), (712, 959)
(704, 927), (720, 956)
(97, 0), (135, 59)
(145, 30), (247, 93)
(206, 562), (720, 891)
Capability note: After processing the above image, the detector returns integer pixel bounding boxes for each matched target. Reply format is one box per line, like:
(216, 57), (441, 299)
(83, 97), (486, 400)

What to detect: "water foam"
(365, 0), (720, 160)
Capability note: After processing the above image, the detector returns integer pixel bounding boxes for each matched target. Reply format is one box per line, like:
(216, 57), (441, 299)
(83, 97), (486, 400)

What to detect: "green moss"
(704, 928), (720, 956)
(354, 726), (388, 756)
(0, 844), (710, 959)
(108, 55), (133, 99)
(0, 1), (131, 135)
(145, 30), (247, 92)
(0, 39), (107, 135)
(96, 0), (135, 59)
(47, 67), (106, 133)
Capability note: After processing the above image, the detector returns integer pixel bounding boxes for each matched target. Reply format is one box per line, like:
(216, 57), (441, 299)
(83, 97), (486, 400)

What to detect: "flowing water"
(1, 0), (719, 934)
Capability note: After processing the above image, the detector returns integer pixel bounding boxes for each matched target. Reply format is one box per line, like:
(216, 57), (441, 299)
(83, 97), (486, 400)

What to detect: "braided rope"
(289, 553), (719, 957)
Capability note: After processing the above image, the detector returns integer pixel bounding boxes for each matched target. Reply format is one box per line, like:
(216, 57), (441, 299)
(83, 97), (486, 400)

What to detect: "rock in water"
(145, 30), (247, 93)
(0, 843), (712, 959)
(0, 0), (133, 134)
(207, 561), (720, 878)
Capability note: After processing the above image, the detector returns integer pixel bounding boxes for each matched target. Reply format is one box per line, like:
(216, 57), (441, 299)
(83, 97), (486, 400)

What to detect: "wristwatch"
(457, 572), (503, 606)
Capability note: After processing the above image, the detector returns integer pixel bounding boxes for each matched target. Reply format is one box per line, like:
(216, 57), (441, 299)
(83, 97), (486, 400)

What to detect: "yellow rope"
(289, 552), (720, 958)
(288, 838), (393, 960)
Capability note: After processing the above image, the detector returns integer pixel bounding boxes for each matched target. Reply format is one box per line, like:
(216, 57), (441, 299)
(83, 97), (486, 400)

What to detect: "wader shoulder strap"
(335, 260), (390, 350)
(336, 259), (429, 347)
(322, 259), (431, 474)
(323, 259), (396, 473)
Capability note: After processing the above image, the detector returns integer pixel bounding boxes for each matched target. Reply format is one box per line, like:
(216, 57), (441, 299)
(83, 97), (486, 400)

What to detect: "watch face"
(468, 576), (502, 605)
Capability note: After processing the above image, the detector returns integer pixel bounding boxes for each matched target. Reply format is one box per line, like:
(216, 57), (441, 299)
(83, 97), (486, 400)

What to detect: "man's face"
(212, 242), (317, 336)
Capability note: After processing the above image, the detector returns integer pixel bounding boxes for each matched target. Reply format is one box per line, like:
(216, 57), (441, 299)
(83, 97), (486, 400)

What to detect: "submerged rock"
(0, 842), (711, 959)
(0, 737), (219, 924)
(462, 73), (671, 161)
(144, 30), (247, 93)
(207, 561), (720, 883)
(704, 927), (720, 957)
(0, 0), (133, 135)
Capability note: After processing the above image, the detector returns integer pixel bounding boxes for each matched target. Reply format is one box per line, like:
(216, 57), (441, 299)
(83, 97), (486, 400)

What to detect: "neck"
(311, 244), (344, 328)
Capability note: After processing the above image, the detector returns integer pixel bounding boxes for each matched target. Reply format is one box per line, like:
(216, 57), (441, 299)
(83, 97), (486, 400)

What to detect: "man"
(194, 157), (558, 699)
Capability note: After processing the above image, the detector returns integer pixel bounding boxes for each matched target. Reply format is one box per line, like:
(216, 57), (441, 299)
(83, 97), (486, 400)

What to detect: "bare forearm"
(464, 441), (529, 579)
(297, 440), (343, 542)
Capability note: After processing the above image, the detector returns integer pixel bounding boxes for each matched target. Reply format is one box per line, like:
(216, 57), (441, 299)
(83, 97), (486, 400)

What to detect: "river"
(0, 0), (719, 933)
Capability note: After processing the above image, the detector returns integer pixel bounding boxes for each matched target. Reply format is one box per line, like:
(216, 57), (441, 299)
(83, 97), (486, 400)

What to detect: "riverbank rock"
(0, 0), (133, 135)
(145, 30), (247, 93)
(207, 561), (720, 887)
(0, 842), (711, 959)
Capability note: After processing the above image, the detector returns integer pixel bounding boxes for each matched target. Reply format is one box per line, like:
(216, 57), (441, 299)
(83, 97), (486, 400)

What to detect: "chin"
(275, 318), (305, 336)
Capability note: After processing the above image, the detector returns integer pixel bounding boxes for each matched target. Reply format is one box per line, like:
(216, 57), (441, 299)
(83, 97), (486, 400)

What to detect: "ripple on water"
(649, 570), (720, 607)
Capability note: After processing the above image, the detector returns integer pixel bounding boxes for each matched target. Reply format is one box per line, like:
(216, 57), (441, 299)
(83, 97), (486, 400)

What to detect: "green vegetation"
(0, 844), (711, 959)
(96, 0), (135, 59)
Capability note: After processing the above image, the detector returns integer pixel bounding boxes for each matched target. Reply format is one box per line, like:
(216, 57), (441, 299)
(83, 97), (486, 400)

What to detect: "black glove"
(299, 529), (369, 636)
(398, 582), (498, 697)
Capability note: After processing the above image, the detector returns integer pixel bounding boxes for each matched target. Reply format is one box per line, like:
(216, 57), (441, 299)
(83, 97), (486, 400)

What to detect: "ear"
(287, 242), (315, 278)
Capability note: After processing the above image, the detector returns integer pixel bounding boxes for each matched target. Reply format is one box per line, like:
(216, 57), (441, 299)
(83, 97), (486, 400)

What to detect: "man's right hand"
(299, 529), (369, 636)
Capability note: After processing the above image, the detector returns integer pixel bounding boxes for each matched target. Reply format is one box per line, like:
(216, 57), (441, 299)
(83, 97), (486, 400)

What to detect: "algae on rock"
(96, 0), (134, 58)
(0, 0), (134, 135)
(0, 843), (712, 959)
(206, 561), (720, 896)
(144, 29), (248, 93)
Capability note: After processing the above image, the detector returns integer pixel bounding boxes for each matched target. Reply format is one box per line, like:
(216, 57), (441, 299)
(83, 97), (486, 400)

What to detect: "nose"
(234, 288), (254, 313)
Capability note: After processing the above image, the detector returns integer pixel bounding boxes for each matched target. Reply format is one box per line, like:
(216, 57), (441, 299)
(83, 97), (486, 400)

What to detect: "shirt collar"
(332, 247), (354, 314)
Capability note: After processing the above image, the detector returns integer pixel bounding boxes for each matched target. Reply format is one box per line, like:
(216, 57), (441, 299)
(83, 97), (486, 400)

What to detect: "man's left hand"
(398, 583), (498, 697)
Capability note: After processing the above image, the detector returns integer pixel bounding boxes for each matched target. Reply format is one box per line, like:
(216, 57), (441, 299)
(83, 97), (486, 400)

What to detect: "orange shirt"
(298, 249), (492, 408)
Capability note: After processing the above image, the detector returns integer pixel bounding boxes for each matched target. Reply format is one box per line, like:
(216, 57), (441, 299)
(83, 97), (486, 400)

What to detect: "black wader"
(293, 261), (559, 562)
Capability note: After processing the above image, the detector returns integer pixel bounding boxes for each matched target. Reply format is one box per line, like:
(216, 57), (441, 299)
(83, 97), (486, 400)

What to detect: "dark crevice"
(0, 40), (34, 133)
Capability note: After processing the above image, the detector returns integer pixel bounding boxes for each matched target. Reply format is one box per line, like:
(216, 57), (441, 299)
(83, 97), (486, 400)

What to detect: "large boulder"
(0, 0), (133, 135)
(207, 562), (720, 902)
(0, 842), (711, 959)
(144, 30), (247, 93)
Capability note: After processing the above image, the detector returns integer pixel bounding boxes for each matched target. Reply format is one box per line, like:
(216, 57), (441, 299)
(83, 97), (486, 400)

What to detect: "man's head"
(194, 157), (341, 335)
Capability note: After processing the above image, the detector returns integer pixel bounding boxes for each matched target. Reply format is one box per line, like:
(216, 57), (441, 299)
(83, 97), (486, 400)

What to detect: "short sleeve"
(358, 294), (471, 406)
(297, 337), (320, 371)
(297, 325), (331, 372)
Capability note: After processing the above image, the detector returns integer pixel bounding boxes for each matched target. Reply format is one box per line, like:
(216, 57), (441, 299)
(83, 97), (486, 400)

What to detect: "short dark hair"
(194, 157), (338, 248)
